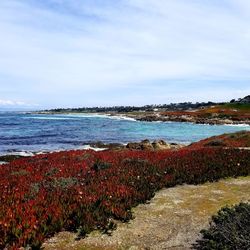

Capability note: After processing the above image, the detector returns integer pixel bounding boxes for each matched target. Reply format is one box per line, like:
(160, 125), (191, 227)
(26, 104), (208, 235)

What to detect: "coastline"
(0, 139), (186, 164)
(32, 99), (250, 126)
(32, 110), (250, 126)
(1, 111), (249, 162)
(106, 111), (250, 126)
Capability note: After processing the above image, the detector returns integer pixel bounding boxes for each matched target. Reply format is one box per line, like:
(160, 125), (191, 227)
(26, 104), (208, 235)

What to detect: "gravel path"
(43, 176), (250, 250)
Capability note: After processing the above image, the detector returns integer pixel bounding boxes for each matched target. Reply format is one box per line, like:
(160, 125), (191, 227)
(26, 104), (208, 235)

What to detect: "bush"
(204, 139), (226, 147)
(193, 202), (250, 250)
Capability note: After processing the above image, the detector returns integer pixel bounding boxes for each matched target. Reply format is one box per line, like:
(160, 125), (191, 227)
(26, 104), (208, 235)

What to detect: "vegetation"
(0, 155), (22, 163)
(0, 144), (249, 249)
(37, 95), (250, 124)
(193, 202), (250, 250)
(39, 95), (250, 115)
(189, 131), (250, 148)
(223, 103), (250, 110)
(42, 101), (220, 113)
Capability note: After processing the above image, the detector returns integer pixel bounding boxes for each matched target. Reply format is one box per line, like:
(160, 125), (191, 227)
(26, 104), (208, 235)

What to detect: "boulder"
(126, 139), (173, 150)
(90, 141), (124, 150)
(140, 140), (154, 150)
(126, 142), (142, 150)
(152, 140), (171, 150)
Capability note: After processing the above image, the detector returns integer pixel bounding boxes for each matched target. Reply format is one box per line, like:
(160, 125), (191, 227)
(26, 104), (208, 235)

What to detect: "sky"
(0, 0), (250, 110)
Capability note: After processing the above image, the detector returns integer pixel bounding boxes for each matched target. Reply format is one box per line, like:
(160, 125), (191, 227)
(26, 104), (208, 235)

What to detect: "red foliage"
(0, 147), (249, 249)
(189, 131), (250, 148)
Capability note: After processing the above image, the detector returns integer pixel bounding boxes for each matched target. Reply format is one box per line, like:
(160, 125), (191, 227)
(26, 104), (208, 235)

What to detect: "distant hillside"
(230, 95), (250, 104)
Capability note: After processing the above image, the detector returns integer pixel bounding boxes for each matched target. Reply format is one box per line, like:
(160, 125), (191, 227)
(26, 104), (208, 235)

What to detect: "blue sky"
(0, 0), (250, 109)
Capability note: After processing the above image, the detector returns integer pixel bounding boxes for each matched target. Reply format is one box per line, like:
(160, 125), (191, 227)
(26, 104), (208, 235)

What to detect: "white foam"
(64, 113), (108, 118)
(24, 112), (138, 122)
(10, 151), (35, 157)
(64, 113), (137, 121)
(224, 124), (250, 127)
(24, 116), (76, 120)
(78, 145), (107, 151)
(109, 115), (137, 121)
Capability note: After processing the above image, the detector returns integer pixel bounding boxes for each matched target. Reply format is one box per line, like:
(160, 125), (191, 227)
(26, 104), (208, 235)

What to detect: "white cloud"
(0, 99), (26, 106)
(0, 0), (249, 107)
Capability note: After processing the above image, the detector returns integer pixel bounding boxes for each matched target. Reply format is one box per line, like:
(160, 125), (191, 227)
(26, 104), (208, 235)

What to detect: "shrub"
(204, 139), (226, 147)
(92, 159), (111, 171)
(193, 202), (250, 250)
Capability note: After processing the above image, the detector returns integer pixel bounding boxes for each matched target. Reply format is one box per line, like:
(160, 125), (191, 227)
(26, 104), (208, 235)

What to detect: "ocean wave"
(63, 113), (137, 121)
(78, 145), (108, 151)
(108, 115), (137, 121)
(23, 116), (77, 120)
(1, 151), (35, 157)
(224, 124), (250, 127)
(0, 134), (58, 141)
(64, 113), (111, 119)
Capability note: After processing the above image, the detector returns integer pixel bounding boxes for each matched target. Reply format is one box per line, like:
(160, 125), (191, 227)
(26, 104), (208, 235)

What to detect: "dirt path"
(43, 176), (250, 250)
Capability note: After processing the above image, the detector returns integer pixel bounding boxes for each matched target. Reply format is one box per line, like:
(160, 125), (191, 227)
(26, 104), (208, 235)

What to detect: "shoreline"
(107, 111), (250, 126)
(0, 139), (187, 164)
(32, 110), (250, 126)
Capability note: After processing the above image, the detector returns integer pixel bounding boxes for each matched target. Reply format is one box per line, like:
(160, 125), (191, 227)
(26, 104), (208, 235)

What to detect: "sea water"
(0, 112), (249, 155)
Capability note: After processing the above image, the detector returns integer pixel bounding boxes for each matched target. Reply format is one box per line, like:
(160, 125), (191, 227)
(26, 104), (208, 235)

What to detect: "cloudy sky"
(0, 0), (250, 109)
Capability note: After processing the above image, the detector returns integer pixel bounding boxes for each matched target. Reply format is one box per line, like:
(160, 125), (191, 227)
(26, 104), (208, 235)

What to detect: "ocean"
(0, 112), (249, 155)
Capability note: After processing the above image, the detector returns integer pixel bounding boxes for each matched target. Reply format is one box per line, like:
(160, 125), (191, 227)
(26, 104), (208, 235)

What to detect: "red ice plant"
(0, 145), (249, 249)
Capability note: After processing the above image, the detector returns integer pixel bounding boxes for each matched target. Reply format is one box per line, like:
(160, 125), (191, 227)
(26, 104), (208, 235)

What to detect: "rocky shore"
(34, 95), (250, 126)
(117, 112), (250, 125)
(89, 139), (184, 151)
(0, 139), (184, 164)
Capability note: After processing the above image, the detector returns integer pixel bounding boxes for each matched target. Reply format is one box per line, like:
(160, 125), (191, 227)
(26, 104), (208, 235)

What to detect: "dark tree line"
(44, 101), (223, 113)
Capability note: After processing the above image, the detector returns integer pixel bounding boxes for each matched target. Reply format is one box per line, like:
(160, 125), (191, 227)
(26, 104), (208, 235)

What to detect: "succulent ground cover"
(0, 140), (249, 249)
(188, 131), (250, 148)
(160, 104), (250, 122)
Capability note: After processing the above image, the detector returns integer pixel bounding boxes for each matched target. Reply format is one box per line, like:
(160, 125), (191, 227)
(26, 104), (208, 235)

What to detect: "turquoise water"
(0, 112), (249, 155)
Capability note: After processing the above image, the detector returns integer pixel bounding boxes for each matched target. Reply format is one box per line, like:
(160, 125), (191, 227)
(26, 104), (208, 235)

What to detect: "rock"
(126, 142), (142, 150)
(126, 140), (154, 150)
(126, 139), (173, 151)
(152, 140), (171, 150)
(140, 140), (154, 150)
(90, 141), (106, 148)
(90, 141), (124, 150)
(137, 115), (158, 122)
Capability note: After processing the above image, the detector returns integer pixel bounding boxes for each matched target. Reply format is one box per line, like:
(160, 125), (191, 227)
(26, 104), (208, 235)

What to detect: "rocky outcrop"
(84, 140), (184, 151)
(136, 115), (250, 125)
(126, 139), (181, 150)
(152, 140), (171, 150)
(89, 141), (124, 150)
